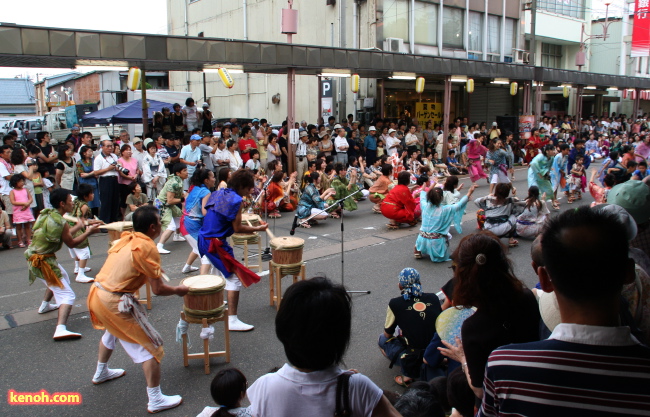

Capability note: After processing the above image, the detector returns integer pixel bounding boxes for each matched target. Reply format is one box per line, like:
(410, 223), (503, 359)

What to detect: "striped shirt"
(478, 323), (650, 417)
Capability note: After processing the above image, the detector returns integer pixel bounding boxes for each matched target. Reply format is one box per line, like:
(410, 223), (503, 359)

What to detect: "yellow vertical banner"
(415, 102), (442, 126)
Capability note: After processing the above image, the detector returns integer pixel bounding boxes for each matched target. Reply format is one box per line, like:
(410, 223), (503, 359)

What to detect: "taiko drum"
(181, 275), (226, 319)
(270, 236), (305, 265)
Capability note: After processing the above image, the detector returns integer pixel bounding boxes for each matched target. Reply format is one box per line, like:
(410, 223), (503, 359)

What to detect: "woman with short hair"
(247, 277), (400, 417)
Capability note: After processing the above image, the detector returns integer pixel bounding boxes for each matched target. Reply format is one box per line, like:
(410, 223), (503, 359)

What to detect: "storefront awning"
(1, 23), (649, 89)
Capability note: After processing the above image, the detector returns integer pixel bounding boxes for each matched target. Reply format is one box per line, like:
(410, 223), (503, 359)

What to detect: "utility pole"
(530, 0), (537, 66)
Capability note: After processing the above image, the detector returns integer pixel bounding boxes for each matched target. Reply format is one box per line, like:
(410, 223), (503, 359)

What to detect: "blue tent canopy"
(81, 99), (174, 125)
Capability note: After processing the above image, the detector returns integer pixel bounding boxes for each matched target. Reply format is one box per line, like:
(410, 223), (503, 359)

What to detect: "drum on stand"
(241, 213), (261, 227)
(181, 275), (227, 322)
(270, 236), (305, 275)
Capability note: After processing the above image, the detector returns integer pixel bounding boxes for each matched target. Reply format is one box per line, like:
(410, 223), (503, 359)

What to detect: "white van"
(23, 118), (43, 140)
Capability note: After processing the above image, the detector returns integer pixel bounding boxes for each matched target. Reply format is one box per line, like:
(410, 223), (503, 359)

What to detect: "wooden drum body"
(270, 236), (305, 265)
(181, 275), (226, 320)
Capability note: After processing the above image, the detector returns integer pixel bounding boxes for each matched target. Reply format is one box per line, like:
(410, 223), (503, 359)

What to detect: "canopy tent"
(81, 99), (174, 125)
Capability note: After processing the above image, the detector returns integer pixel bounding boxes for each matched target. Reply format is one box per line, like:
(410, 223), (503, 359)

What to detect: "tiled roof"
(0, 78), (35, 105)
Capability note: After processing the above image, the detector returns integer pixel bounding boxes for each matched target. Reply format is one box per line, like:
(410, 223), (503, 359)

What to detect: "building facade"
(167, 0), (632, 126)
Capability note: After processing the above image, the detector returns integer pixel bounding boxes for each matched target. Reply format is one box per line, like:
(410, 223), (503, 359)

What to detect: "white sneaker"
(181, 265), (199, 273)
(147, 394), (183, 414)
(53, 327), (82, 340)
(75, 275), (95, 283)
(228, 317), (254, 332)
(92, 368), (126, 385)
(38, 303), (59, 314)
(83, 267), (92, 272)
(157, 244), (170, 254)
(172, 234), (186, 242)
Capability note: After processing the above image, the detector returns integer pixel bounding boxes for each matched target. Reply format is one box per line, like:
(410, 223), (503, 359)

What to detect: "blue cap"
(252, 118), (260, 123)
(190, 134), (202, 141)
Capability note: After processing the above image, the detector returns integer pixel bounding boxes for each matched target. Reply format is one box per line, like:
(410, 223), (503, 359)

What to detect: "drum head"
(182, 275), (226, 291)
(270, 236), (305, 249)
(435, 307), (476, 346)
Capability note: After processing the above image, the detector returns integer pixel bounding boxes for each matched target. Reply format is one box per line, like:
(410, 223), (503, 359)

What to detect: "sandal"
(414, 250), (423, 259)
(299, 221), (311, 229)
(269, 212), (281, 218)
(509, 239), (519, 248)
(372, 208), (382, 214)
(552, 202), (560, 211)
(329, 212), (340, 219)
(18, 242), (25, 248)
(394, 375), (412, 387)
(386, 223), (399, 230)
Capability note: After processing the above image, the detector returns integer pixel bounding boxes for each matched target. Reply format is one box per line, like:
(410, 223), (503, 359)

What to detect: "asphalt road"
(0, 169), (595, 417)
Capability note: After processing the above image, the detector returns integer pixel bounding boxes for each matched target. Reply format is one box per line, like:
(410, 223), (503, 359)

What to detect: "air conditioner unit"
(514, 50), (530, 64)
(384, 37), (406, 53)
(522, 1), (532, 10)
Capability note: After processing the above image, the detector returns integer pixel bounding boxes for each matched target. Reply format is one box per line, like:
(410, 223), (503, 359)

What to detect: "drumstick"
(161, 272), (171, 282)
(63, 214), (89, 226)
(245, 218), (276, 240)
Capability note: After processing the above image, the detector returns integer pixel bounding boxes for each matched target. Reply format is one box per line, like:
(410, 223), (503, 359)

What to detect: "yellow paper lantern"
(415, 77), (425, 94)
(466, 78), (474, 94)
(218, 68), (235, 89)
(563, 86), (570, 98)
(510, 82), (518, 96)
(126, 67), (141, 91)
(350, 74), (360, 93)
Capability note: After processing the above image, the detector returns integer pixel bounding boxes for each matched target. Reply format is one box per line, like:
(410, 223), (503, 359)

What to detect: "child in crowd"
(376, 139), (385, 158)
(632, 160), (649, 180)
(446, 150), (466, 175)
(124, 183), (149, 221)
(244, 149), (261, 172)
(68, 184), (95, 283)
(568, 156), (585, 203)
(197, 368), (252, 417)
(142, 142), (167, 201)
(38, 167), (55, 210)
(9, 174), (34, 247)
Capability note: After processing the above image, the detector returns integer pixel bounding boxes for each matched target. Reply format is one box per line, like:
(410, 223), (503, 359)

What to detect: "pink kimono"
(466, 140), (488, 183)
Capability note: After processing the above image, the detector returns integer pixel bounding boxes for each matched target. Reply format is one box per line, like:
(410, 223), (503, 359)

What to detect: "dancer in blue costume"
(198, 170), (268, 332)
(414, 184), (477, 262)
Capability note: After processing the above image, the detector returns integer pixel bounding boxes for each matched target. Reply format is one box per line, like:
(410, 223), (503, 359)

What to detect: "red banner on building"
(632, 0), (650, 57)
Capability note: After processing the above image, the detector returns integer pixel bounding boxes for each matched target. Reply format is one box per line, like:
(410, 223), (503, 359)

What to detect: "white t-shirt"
(0, 162), (12, 195)
(248, 364), (383, 417)
(93, 153), (119, 177)
(386, 136), (401, 156)
(334, 136), (349, 153)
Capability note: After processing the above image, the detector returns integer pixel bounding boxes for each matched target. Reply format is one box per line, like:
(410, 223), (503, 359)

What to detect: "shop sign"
(519, 115), (535, 141)
(632, 0), (650, 57)
(321, 79), (335, 119)
(415, 102), (442, 126)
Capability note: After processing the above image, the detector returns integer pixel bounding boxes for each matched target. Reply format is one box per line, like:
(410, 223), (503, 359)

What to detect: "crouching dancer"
(87, 205), (189, 414)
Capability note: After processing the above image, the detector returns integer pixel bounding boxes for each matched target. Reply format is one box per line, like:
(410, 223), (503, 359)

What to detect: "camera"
(26, 158), (39, 167)
(111, 162), (130, 175)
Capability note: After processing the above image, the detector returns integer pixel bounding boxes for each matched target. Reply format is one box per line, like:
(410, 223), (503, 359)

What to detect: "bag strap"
(334, 371), (353, 417)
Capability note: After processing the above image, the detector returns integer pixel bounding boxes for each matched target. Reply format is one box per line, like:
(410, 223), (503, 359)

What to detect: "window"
(538, 0), (584, 19)
(541, 43), (563, 68)
(383, 0), (409, 41)
(468, 11), (482, 53)
(504, 18), (516, 60)
(487, 15), (500, 56)
(414, 2), (438, 46)
(443, 7), (464, 49)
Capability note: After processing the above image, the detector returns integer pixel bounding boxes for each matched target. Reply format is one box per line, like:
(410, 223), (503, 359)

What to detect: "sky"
(0, 0), (628, 80)
(0, 0), (167, 79)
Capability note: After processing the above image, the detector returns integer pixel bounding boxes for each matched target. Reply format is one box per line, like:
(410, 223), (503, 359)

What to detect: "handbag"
(334, 371), (353, 417)
(388, 336), (425, 380)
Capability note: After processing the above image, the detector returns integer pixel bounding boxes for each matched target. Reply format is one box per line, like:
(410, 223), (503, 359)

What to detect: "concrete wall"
(167, 0), (366, 124)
